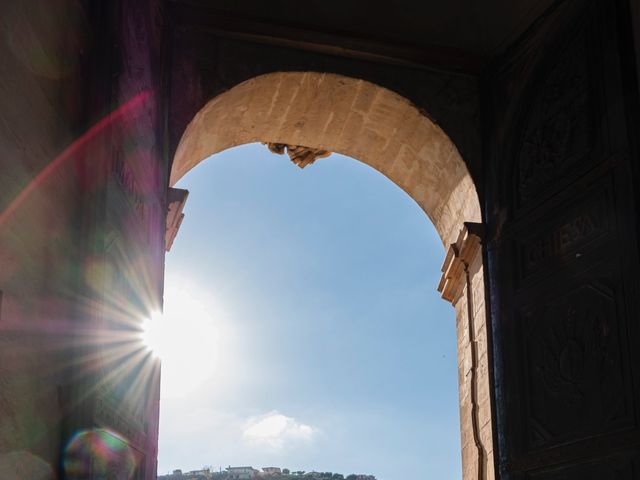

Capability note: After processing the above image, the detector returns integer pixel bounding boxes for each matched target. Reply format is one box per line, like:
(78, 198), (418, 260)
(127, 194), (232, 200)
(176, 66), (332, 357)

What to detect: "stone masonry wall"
(0, 0), (87, 476)
(440, 227), (494, 480)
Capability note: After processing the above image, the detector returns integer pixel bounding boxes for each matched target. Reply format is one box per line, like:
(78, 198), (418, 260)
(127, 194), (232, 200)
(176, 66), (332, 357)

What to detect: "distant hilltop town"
(158, 466), (376, 480)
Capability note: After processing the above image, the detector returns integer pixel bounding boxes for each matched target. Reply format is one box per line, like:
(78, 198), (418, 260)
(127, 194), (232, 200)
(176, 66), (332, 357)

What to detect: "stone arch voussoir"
(171, 71), (480, 247)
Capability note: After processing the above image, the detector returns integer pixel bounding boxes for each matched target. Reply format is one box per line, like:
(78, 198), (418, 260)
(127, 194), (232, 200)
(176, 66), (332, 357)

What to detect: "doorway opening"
(154, 143), (461, 479)
(159, 72), (491, 480)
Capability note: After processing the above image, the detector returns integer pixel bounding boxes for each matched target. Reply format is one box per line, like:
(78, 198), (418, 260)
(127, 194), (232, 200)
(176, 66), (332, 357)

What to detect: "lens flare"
(64, 428), (137, 480)
(0, 90), (151, 228)
(141, 310), (165, 358)
(140, 280), (223, 394)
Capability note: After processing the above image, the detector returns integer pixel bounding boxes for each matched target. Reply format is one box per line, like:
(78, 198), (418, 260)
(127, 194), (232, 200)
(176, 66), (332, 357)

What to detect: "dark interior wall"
(165, 20), (484, 190)
(484, 0), (640, 477)
(112, 2), (165, 475)
(632, 0), (640, 98)
(70, 1), (166, 478)
(0, 0), (166, 476)
(0, 0), (89, 472)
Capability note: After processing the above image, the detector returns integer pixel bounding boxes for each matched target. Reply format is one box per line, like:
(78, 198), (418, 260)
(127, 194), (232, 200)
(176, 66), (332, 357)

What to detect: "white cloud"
(243, 411), (316, 450)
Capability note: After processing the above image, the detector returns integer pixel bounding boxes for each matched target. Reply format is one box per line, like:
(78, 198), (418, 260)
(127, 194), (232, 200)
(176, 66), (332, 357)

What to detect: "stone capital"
(166, 187), (189, 252)
(438, 222), (484, 304)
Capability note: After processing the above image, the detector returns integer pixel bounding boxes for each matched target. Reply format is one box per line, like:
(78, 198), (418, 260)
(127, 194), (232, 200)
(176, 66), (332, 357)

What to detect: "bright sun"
(141, 310), (168, 358)
(141, 280), (222, 394)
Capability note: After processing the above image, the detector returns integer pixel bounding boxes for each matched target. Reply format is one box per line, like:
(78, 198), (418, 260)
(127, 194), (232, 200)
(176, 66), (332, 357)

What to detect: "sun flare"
(141, 310), (167, 358)
(141, 280), (223, 393)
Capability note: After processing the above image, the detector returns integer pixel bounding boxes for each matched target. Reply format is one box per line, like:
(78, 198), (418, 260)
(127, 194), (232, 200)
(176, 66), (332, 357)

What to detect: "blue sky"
(156, 143), (460, 479)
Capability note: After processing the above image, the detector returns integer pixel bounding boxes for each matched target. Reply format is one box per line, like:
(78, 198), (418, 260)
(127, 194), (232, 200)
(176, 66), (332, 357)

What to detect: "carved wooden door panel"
(486, 0), (640, 478)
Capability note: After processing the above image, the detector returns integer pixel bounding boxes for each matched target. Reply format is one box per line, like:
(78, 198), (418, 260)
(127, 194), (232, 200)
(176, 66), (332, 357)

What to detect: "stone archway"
(169, 71), (493, 480)
(171, 72), (479, 247)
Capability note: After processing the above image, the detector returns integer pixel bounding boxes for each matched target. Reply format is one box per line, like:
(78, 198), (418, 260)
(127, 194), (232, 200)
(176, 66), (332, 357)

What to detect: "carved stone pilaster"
(438, 222), (483, 303)
(438, 222), (493, 480)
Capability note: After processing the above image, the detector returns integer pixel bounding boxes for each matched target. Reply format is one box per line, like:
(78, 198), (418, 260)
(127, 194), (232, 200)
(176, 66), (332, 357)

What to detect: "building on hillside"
(158, 468), (213, 480)
(158, 470), (185, 480)
(261, 467), (282, 475)
(226, 466), (259, 479)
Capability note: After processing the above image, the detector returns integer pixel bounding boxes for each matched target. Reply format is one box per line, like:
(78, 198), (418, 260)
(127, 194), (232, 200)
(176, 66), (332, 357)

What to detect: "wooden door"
(486, 0), (640, 477)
